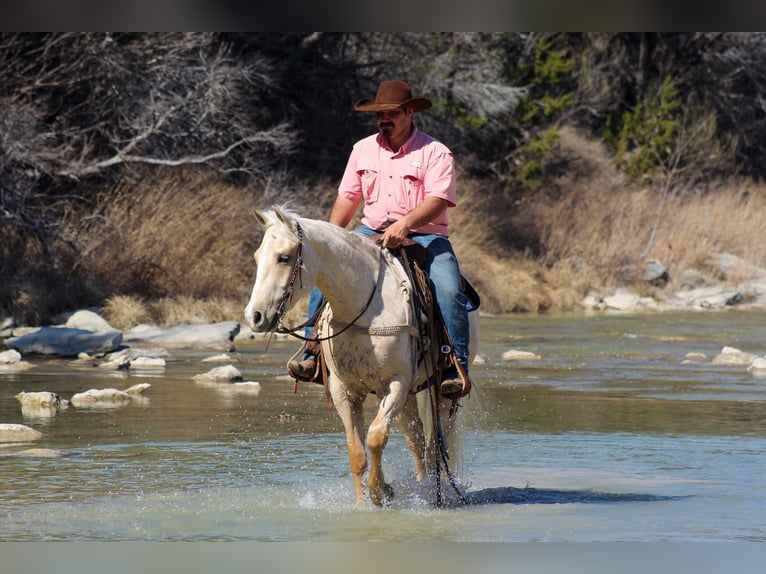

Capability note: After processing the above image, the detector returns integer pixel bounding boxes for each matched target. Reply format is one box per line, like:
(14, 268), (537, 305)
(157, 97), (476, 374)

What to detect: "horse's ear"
(252, 208), (272, 228)
(273, 206), (297, 231)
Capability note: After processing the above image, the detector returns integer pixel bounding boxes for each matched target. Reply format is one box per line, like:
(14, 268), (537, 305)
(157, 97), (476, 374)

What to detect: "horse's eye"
(277, 254), (290, 265)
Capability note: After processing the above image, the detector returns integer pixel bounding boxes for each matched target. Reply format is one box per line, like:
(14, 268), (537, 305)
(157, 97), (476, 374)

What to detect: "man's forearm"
(399, 196), (448, 230)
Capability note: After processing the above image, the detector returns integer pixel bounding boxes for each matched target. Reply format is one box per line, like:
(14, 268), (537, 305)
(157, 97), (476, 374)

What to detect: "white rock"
(501, 349), (542, 361)
(748, 357), (766, 371)
(70, 383), (150, 408)
(130, 356), (166, 368)
(0, 349), (33, 371)
(202, 353), (232, 363)
(15, 391), (69, 411)
(604, 288), (639, 311)
(0, 349), (22, 363)
(193, 364), (243, 382)
(64, 310), (119, 333)
(0, 423), (43, 442)
(712, 346), (759, 366)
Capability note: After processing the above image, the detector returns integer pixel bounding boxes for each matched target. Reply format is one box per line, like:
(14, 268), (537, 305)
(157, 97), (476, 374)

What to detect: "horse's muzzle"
(246, 309), (278, 333)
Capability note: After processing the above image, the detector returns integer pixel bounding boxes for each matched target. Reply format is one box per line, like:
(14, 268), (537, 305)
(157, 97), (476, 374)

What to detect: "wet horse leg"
(396, 393), (427, 481)
(330, 385), (367, 505)
(367, 379), (409, 506)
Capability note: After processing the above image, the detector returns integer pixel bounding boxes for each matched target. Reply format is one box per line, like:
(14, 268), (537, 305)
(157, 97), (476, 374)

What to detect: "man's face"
(376, 107), (413, 141)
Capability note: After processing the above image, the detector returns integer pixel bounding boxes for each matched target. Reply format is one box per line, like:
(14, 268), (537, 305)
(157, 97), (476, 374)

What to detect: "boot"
(440, 377), (463, 396)
(288, 357), (318, 381)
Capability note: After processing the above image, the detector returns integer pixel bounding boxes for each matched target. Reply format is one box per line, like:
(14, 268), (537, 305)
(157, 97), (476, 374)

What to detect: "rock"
(603, 288), (639, 311)
(16, 391), (70, 412)
(70, 383), (150, 408)
(130, 356), (166, 368)
(0, 348), (34, 371)
(581, 292), (605, 311)
(748, 357), (766, 371)
(707, 253), (766, 281)
(64, 310), (119, 333)
(95, 348), (168, 370)
(193, 364), (243, 382)
(712, 346), (759, 366)
(17, 393), (69, 419)
(124, 321), (240, 350)
(0, 349), (22, 363)
(501, 349), (541, 361)
(0, 423), (43, 442)
(670, 286), (743, 309)
(681, 352), (708, 364)
(643, 259), (669, 286)
(202, 353), (232, 363)
(6, 327), (123, 357)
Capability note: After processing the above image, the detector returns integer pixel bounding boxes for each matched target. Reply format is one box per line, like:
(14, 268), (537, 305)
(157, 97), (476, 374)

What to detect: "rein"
(275, 222), (382, 343)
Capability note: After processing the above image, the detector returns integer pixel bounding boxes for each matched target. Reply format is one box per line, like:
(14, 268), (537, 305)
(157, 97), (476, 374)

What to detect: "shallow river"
(2, 310), (766, 542)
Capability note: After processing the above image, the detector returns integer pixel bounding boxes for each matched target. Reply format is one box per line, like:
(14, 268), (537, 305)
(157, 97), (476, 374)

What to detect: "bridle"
(274, 221), (381, 342)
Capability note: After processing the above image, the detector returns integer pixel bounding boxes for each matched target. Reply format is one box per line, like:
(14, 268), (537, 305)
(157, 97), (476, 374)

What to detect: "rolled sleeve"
(424, 151), (456, 207)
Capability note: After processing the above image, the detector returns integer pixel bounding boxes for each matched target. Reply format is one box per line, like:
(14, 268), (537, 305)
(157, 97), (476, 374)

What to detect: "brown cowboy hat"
(354, 80), (432, 113)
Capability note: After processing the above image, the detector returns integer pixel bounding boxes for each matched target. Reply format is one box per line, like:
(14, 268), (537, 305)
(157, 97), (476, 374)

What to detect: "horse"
(244, 206), (479, 507)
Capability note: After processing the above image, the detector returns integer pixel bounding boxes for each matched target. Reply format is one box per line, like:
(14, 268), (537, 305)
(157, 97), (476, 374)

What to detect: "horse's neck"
(302, 220), (381, 321)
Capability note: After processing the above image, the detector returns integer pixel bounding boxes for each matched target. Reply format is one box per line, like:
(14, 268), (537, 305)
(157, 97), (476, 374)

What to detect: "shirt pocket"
(399, 167), (424, 210)
(359, 169), (379, 204)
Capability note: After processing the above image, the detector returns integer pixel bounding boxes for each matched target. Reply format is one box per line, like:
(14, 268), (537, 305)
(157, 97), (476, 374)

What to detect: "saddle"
(288, 234), (478, 401)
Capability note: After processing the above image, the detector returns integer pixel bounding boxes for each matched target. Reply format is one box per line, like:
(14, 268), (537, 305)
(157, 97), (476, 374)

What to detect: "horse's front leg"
(367, 379), (409, 506)
(329, 383), (367, 505)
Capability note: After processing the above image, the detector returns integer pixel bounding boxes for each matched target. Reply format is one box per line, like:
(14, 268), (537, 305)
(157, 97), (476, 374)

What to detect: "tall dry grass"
(102, 294), (246, 329)
(539, 181), (766, 288)
(69, 167), (259, 301)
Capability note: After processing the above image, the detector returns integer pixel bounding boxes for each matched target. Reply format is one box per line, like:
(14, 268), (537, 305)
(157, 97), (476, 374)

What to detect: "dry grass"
(69, 167), (260, 301)
(103, 294), (245, 329)
(102, 295), (151, 330)
(538, 177), (766, 293)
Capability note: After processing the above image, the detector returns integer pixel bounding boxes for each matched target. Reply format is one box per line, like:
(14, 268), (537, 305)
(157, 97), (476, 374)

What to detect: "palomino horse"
(244, 206), (478, 507)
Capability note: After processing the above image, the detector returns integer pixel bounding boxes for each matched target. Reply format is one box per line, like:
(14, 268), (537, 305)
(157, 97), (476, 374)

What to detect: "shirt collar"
(377, 124), (419, 154)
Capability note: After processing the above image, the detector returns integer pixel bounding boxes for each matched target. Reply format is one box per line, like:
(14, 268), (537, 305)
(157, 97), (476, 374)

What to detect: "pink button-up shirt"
(338, 126), (456, 236)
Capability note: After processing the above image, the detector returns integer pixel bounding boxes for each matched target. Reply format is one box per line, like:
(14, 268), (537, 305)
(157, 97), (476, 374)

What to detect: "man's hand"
(381, 219), (410, 248)
(380, 197), (449, 247)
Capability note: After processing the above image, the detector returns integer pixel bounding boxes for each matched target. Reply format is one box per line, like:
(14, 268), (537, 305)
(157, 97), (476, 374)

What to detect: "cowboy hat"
(354, 80), (432, 113)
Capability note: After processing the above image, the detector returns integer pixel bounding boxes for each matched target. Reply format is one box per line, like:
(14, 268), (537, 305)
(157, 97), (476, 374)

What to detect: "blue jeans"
(304, 224), (470, 374)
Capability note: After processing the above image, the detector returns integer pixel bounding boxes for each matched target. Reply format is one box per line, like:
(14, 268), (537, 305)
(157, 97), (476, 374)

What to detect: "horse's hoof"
(370, 483), (395, 507)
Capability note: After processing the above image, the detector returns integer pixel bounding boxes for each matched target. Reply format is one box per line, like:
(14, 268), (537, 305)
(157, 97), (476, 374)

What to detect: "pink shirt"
(338, 126), (456, 236)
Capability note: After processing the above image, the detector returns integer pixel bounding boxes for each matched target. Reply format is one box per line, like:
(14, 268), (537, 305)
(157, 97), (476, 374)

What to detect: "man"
(288, 80), (470, 396)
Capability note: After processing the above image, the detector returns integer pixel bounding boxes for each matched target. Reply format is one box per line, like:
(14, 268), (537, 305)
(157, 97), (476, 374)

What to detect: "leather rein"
(274, 221), (381, 342)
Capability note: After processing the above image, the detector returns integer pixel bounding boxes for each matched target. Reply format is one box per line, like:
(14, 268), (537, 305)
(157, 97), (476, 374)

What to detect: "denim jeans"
(304, 224), (470, 374)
